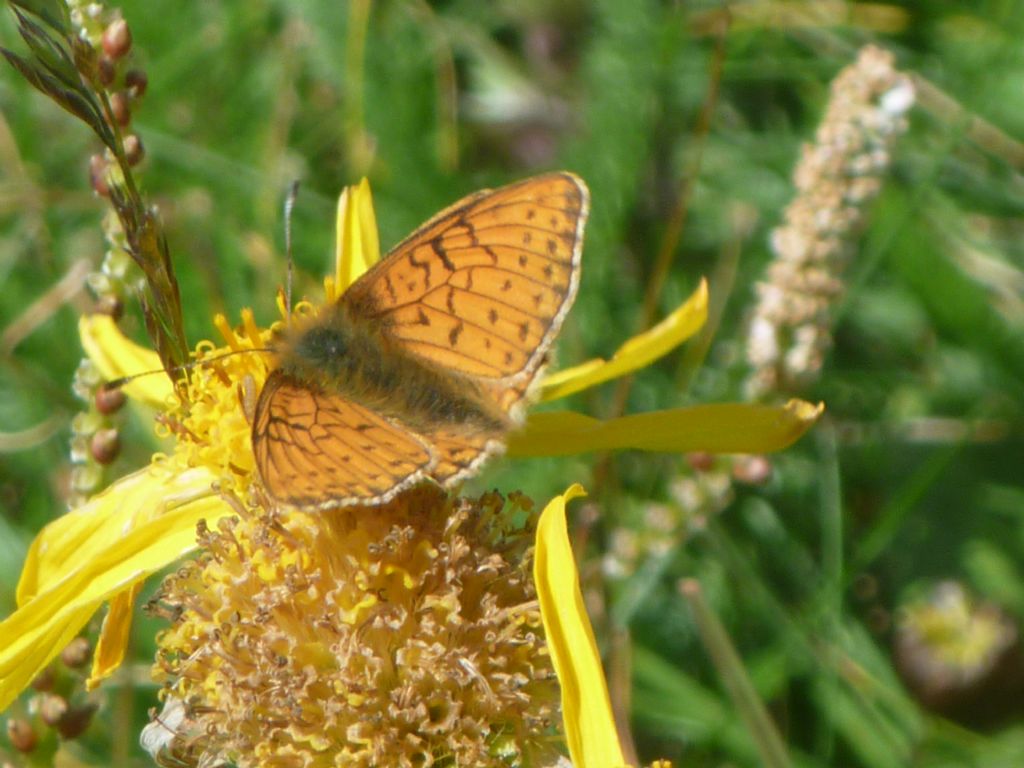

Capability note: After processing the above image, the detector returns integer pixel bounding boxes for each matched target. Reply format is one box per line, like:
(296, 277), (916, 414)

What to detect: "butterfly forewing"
(343, 172), (588, 391)
(253, 371), (437, 508)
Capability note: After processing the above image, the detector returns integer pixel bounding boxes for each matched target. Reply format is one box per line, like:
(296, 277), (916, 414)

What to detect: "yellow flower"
(0, 178), (821, 755)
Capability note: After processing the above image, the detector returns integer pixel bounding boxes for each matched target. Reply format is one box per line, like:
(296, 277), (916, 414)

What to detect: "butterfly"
(251, 172), (589, 510)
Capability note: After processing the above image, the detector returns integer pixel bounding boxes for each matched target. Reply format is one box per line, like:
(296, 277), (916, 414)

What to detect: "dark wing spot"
(488, 308), (499, 325)
(416, 308), (430, 325)
(502, 279), (512, 292)
(526, 209), (536, 220)
(449, 321), (464, 347)
(533, 292), (544, 307)
(484, 338), (492, 349)
(543, 264), (554, 279)
(522, 232), (532, 245)
(406, 280), (417, 293)
(504, 351), (514, 367)
(518, 253), (528, 267)
(519, 321), (530, 341)
(430, 237), (457, 272)
(546, 238), (558, 255)
(549, 215), (558, 228)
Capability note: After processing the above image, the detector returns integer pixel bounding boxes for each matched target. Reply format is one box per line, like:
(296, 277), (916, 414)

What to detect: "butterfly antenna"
(103, 347), (273, 391)
(284, 180), (300, 326)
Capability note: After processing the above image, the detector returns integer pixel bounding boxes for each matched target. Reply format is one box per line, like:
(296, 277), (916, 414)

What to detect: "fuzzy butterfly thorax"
(252, 172), (589, 509)
(273, 305), (509, 435)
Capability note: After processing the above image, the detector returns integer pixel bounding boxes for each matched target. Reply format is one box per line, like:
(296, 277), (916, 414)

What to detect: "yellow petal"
(335, 178), (380, 293)
(19, 465), (220, 604)
(0, 466), (232, 712)
(541, 281), (708, 401)
(509, 400), (824, 457)
(79, 314), (173, 407)
(535, 485), (626, 768)
(88, 581), (141, 690)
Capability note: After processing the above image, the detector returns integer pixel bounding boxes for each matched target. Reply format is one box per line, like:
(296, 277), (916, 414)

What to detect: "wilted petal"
(535, 485), (626, 768)
(541, 281), (708, 401)
(89, 581), (141, 689)
(0, 466), (232, 711)
(510, 400), (823, 457)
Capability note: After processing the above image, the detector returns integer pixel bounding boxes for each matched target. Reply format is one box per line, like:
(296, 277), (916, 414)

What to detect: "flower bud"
(109, 91), (131, 126)
(89, 155), (109, 197)
(95, 295), (124, 321)
(30, 667), (55, 692)
(123, 134), (145, 166)
(95, 385), (127, 415)
(101, 19), (132, 59)
(6, 718), (36, 753)
(90, 429), (121, 465)
(97, 56), (116, 87)
(125, 69), (148, 98)
(38, 692), (68, 727)
(55, 702), (97, 740)
(732, 455), (772, 485)
(61, 637), (92, 669)
(686, 451), (715, 472)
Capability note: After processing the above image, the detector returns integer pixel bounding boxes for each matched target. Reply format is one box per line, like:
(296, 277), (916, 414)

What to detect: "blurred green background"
(3, 1), (1024, 765)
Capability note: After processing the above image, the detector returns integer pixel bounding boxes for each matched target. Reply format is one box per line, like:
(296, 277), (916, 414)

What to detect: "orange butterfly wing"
(252, 173), (589, 509)
(342, 172), (589, 411)
(252, 371), (437, 509)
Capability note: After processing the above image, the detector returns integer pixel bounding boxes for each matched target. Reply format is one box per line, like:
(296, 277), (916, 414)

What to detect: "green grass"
(3, 1), (1024, 765)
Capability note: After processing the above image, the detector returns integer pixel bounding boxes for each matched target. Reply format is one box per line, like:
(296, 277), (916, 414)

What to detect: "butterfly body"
(252, 172), (589, 510)
(273, 305), (510, 436)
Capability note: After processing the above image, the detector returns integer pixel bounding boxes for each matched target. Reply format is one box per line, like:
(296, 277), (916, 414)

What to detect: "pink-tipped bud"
(732, 455), (773, 485)
(101, 19), (132, 59)
(123, 134), (145, 166)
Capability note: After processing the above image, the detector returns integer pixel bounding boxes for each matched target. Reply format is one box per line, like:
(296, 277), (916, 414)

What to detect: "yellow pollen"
(214, 313), (241, 351)
(241, 309), (261, 348)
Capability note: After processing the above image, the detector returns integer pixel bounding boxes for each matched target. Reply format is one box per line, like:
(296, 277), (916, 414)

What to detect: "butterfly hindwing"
(252, 371), (438, 508)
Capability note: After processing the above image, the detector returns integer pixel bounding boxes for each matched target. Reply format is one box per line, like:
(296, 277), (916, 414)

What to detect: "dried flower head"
(745, 45), (915, 399)
(148, 488), (559, 768)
